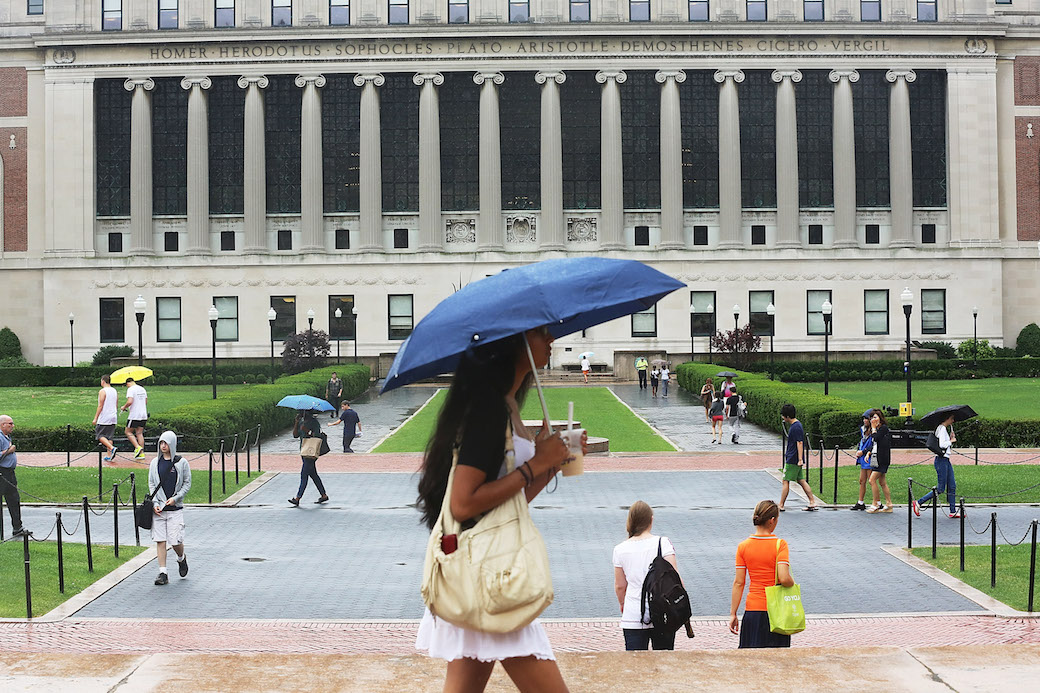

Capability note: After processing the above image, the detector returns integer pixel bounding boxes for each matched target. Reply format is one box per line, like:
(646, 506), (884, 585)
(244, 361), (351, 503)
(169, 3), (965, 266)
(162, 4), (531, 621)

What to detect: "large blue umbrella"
(276, 394), (335, 412)
(381, 257), (685, 395)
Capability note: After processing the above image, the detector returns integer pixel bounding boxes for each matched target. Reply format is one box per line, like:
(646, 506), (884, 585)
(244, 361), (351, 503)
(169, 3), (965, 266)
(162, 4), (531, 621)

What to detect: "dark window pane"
(381, 74), (419, 212)
(152, 78), (188, 215)
(561, 71), (600, 209)
(854, 71), (889, 207)
(501, 72), (540, 210)
(209, 76), (244, 214)
(335, 228), (350, 249)
(322, 75), (361, 212)
(911, 70), (947, 207)
(751, 224), (766, 245)
(740, 71), (776, 208)
(921, 223), (936, 243)
(797, 71), (833, 207)
(108, 233), (123, 253)
(329, 295), (355, 339)
(164, 232), (179, 251)
(270, 296), (296, 340)
(865, 224), (880, 244)
(393, 228), (409, 248)
(277, 229), (292, 250)
(440, 73), (480, 211)
(265, 76), (302, 213)
(220, 231), (236, 251)
(622, 71), (660, 210)
(808, 224), (823, 244)
(693, 225), (708, 245)
(679, 71), (719, 208)
(634, 225), (649, 245)
(95, 79), (132, 217)
(100, 298), (125, 343)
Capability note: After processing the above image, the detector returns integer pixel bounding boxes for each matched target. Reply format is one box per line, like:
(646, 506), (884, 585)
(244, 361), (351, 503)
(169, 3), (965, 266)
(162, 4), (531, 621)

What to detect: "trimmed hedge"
(741, 358), (1040, 383)
(0, 364), (285, 388)
(8, 365), (370, 452)
(676, 363), (1040, 450)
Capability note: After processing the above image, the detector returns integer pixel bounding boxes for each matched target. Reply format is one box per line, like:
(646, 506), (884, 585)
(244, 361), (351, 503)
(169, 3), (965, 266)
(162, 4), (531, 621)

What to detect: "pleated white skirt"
(415, 608), (556, 663)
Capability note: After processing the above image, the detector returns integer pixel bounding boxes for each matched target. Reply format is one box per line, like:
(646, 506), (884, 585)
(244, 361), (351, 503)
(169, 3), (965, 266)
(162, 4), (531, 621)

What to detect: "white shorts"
(151, 508), (185, 545)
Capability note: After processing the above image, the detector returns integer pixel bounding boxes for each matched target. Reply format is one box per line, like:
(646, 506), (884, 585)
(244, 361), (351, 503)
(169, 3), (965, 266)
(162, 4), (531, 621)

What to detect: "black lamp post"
(972, 306), (979, 367)
(707, 302), (714, 364)
(68, 313), (75, 367)
(766, 302), (776, 381)
(208, 305), (219, 400)
(352, 306), (358, 364)
(688, 302), (696, 363)
(901, 287), (913, 407)
(267, 307), (277, 383)
(307, 308), (315, 367)
(334, 307), (342, 365)
(732, 303), (740, 334)
(133, 295), (146, 366)
(822, 300), (832, 396)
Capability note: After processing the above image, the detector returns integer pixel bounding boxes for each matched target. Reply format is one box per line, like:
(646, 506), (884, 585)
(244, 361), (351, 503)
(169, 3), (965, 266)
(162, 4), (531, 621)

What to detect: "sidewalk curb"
(606, 386), (681, 451)
(220, 471), (277, 506)
(368, 388), (441, 452)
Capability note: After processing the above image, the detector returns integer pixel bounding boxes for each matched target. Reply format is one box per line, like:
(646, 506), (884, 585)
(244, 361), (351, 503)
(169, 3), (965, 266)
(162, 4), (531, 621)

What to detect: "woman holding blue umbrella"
(289, 410), (328, 507)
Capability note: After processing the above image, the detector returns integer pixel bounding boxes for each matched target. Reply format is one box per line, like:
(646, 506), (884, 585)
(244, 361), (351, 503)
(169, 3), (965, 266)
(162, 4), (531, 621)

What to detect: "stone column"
(596, 69), (626, 250)
(414, 72), (444, 252)
(296, 74), (327, 253)
(714, 70), (744, 249)
(772, 69), (802, 248)
(887, 69), (916, 248)
(474, 71), (504, 250)
(181, 76), (211, 255)
(655, 69), (686, 250)
(238, 75), (269, 254)
(353, 73), (384, 251)
(829, 69), (859, 248)
(536, 70), (566, 250)
(124, 78), (155, 255)
(996, 58), (1017, 243)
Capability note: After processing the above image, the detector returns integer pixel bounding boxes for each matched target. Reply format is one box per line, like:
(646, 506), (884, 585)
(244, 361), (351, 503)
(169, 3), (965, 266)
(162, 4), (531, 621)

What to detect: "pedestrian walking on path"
(415, 328), (573, 693)
(613, 501), (681, 651)
(779, 404), (818, 511)
(120, 377), (148, 460)
(725, 387), (742, 444)
(0, 414), (28, 538)
(581, 355), (591, 384)
(328, 400), (362, 453)
(914, 414), (959, 519)
(325, 372), (343, 420)
(866, 409), (893, 514)
(650, 367), (660, 397)
(709, 393), (726, 444)
(149, 431), (190, 586)
(93, 374), (118, 462)
(851, 410), (874, 511)
(290, 410), (328, 506)
(660, 365), (670, 398)
(729, 500), (795, 648)
(634, 356), (649, 390)
(699, 378), (715, 423)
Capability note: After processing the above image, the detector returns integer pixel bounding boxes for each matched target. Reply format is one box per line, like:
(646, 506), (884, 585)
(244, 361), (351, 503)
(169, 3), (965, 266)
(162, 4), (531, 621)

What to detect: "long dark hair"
(416, 333), (533, 530)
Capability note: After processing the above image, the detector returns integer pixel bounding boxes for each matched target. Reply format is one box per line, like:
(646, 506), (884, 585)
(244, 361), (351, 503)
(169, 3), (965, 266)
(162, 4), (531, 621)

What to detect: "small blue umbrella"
(382, 258), (685, 395)
(276, 394), (335, 412)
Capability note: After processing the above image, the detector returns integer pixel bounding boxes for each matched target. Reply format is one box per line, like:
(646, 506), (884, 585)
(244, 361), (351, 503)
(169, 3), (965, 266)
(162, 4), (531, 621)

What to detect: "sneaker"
(178, 557), (189, 578)
(11, 527), (29, 537)
(880, 505), (893, 513)
(912, 499), (921, 517)
(315, 495), (329, 504)
(731, 435), (736, 443)
(103, 454), (116, 462)
(866, 505), (879, 513)
(288, 497), (300, 507)
(801, 505), (819, 512)
(134, 447), (145, 460)
(851, 502), (866, 511)
(155, 572), (169, 586)
(948, 512), (962, 519)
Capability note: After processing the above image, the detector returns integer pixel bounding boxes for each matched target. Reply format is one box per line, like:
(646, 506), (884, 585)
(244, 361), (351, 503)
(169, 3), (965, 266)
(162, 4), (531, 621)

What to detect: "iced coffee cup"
(559, 428), (585, 476)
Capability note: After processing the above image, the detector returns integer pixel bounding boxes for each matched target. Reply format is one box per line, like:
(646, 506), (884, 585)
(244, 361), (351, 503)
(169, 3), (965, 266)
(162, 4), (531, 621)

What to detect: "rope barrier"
(997, 521), (1036, 547)
(951, 449), (1040, 466)
(961, 478), (1040, 501)
(964, 513), (994, 536)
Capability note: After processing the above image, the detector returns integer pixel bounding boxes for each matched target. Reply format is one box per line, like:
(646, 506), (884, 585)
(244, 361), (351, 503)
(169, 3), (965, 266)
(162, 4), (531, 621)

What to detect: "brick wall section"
(1015, 59), (1040, 240)
(0, 128), (27, 251)
(0, 68), (27, 117)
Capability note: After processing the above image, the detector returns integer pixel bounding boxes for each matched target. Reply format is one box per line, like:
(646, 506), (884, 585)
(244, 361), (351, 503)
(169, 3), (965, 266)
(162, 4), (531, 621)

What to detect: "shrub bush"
(956, 339), (995, 360)
(92, 345), (134, 366)
(0, 364), (285, 387)
(919, 341), (956, 359)
(739, 358), (1040, 381)
(0, 327), (21, 360)
(1017, 323), (1040, 358)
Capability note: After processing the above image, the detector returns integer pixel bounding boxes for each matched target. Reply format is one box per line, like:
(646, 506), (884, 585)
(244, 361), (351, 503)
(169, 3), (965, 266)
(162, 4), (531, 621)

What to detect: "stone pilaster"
(656, 69), (686, 250)
(596, 69), (626, 250)
(887, 69), (917, 248)
(414, 72), (444, 252)
(829, 69), (859, 248)
(474, 71), (504, 250)
(536, 70), (566, 250)
(296, 74), (327, 253)
(772, 69), (802, 248)
(181, 76), (212, 255)
(238, 75), (270, 254)
(124, 78), (155, 255)
(353, 73), (384, 251)
(714, 70), (744, 249)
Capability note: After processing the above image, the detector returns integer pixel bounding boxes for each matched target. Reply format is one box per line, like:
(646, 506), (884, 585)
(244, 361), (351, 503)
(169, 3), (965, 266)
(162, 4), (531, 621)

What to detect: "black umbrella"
(918, 404), (978, 430)
(716, 371), (738, 378)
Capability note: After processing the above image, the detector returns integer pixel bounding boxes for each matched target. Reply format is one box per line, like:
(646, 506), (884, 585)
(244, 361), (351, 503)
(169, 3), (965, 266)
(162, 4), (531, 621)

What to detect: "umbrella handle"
(524, 337), (553, 429)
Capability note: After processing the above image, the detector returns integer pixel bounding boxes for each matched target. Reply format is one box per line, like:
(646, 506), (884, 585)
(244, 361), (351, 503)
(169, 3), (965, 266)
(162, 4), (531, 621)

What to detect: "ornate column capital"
(352, 73), (385, 87)
(535, 70), (566, 85)
(713, 69), (745, 84)
(180, 76), (212, 90)
(123, 78), (155, 92)
(412, 72), (444, 87)
(595, 69), (627, 85)
(295, 74), (327, 88)
(885, 69), (917, 84)
(771, 69), (803, 84)
(828, 69), (860, 84)
(473, 71), (504, 86)
(655, 69), (687, 84)
(237, 75), (269, 89)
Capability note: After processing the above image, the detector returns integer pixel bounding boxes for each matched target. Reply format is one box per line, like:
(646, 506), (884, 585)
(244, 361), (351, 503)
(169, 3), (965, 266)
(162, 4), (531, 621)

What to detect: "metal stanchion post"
(907, 479), (914, 549)
(112, 483), (119, 558)
(959, 498), (965, 572)
(931, 487), (938, 560)
(975, 444), (978, 465)
(97, 450), (103, 499)
(832, 446), (839, 506)
(1029, 520), (1037, 613)
(257, 429), (262, 473)
(131, 473), (140, 547)
(66, 424), (71, 467)
(23, 532), (32, 619)
(82, 496), (93, 573)
(208, 450), (213, 504)
(234, 433), (240, 485)
(246, 430), (251, 478)
(221, 441), (226, 495)
(991, 512), (998, 588)
(819, 444), (823, 492)
(1, 494), (5, 538)
(56, 512), (65, 593)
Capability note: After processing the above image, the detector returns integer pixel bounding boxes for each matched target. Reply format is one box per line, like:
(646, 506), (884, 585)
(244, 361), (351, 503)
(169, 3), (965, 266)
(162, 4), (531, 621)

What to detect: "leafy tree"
(1016, 323), (1040, 358)
(0, 327), (21, 360)
(91, 344), (134, 366)
(281, 329), (331, 374)
(710, 325), (761, 371)
(919, 341), (956, 359)
(956, 338), (995, 360)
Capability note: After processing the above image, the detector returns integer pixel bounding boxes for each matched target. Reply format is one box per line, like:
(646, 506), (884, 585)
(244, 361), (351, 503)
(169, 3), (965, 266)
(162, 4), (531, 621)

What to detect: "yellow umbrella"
(110, 366), (153, 384)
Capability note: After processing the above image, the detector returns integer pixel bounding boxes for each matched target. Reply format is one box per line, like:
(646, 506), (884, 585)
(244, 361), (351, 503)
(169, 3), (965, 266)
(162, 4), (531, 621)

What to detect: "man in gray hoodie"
(148, 430), (191, 585)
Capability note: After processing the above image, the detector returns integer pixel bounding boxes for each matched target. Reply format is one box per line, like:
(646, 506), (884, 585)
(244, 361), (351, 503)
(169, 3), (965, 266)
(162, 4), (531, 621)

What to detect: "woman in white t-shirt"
(612, 501), (681, 651)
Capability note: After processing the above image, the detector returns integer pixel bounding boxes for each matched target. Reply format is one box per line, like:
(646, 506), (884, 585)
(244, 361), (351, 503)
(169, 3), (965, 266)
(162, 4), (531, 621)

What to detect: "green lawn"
(910, 545), (1039, 613)
(0, 385), (248, 429)
(802, 462), (1040, 505)
(15, 467), (257, 505)
(795, 378), (1040, 420)
(373, 387), (676, 453)
(0, 540), (147, 618)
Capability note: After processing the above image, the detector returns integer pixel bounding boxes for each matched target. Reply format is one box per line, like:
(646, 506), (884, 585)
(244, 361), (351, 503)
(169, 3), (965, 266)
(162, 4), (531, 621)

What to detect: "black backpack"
(640, 538), (692, 633)
(925, 430), (944, 456)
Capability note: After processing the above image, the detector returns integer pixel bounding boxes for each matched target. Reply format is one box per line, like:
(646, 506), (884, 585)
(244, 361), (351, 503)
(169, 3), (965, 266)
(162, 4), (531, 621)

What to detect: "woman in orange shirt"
(728, 500), (795, 648)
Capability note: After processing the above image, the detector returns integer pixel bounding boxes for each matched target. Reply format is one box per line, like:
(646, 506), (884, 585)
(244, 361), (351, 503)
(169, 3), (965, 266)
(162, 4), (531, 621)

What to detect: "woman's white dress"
(415, 435), (556, 662)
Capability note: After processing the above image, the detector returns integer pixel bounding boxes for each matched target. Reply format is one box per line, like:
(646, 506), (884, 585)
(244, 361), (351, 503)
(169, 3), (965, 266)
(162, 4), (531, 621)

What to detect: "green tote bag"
(764, 538), (806, 635)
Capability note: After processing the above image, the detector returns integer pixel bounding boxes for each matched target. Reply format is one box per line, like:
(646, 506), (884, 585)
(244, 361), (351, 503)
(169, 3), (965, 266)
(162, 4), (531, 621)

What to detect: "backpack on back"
(640, 538), (692, 634)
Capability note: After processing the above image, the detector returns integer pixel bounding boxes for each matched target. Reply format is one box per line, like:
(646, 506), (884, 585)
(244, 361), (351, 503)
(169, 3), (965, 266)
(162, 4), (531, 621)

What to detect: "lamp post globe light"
(208, 305), (219, 400)
(766, 302), (776, 381)
(68, 313), (75, 368)
(267, 307), (277, 383)
(972, 306), (979, 367)
(689, 302), (696, 363)
(706, 302), (714, 364)
(821, 300), (832, 396)
(335, 307), (342, 365)
(352, 306), (358, 364)
(732, 304), (740, 334)
(901, 287), (913, 408)
(307, 308), (316, 365)
(133, 295), (146, 366)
